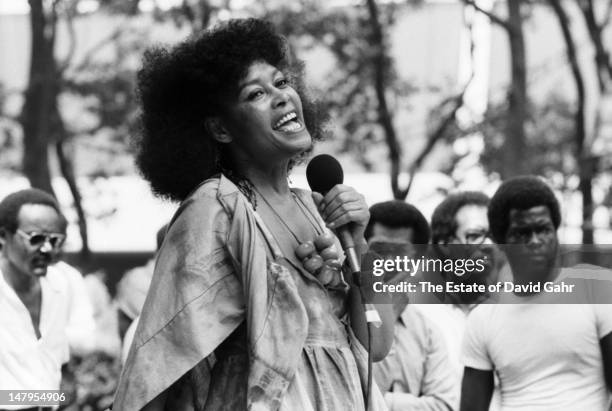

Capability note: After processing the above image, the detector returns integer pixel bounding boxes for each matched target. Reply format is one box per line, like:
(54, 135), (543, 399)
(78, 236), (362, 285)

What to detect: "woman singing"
(113, 18), (393, 411)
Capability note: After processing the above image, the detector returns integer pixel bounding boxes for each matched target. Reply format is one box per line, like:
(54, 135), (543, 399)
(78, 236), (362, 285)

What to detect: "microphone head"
(306, 154), (344, 194)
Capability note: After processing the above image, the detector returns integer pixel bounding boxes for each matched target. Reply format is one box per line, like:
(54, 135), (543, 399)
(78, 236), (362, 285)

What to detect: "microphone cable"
(353, 270), (381, 411)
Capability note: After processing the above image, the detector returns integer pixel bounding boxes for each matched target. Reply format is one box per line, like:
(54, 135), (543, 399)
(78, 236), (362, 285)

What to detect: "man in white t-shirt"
(461, 176), (612, 411)
(0, 189), (92, 411)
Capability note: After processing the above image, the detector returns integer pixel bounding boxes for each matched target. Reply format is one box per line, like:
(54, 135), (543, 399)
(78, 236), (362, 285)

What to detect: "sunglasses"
(463, 230), (492, 245)
(16, 229), (66, 249)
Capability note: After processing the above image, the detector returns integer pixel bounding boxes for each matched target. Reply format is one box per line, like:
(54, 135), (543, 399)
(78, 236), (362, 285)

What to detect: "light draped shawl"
(112, 175), (385, 410)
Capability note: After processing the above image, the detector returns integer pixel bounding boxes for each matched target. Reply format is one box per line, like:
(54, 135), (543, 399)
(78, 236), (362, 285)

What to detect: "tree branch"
(66, 123), (106, 137)
(50, 0), (58, 47)
(404, 78), (473, 195)
(603, 0), (612, 28)
(462, 0), (512, 32)
(549, 0), (592, 243)
(403, 8), (477, 195)
(365, 0), (403, 199)
(577, 0), (612, 92)
(70, 25), (126, 73)
(51, 103), (91, 257)
(58, 2), (78, 75)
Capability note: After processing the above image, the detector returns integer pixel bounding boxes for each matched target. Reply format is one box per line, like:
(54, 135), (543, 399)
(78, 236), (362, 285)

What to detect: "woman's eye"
(275, 78), (288, 87)
(247, 89), (264, 100)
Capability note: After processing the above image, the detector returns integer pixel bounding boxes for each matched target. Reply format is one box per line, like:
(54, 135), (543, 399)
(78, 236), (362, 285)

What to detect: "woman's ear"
(205, 117), (233, 144)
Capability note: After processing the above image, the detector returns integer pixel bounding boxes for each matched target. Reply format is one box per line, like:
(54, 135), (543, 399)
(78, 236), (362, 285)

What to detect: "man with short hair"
(369, 201), (457, 410)
(366, 200), (431, 245)
(417, 191), (501, 411)
(429, 191), (498, 304)
(461, 176), (612, 410)
(0, 189), (78, 410)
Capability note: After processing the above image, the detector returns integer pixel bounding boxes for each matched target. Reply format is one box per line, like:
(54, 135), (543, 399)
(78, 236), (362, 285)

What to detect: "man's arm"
(600, 331), (612, 391)
(460, 367), (493, 411)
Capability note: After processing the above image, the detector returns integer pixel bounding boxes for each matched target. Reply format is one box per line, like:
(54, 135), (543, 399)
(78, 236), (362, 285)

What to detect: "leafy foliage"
(478, 94), (575, 186)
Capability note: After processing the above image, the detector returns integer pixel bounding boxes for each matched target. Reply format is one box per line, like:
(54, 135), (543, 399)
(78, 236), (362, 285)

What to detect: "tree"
(7, 0), (150, 255)
(576, 0), (612, 93)
(20, 0), (58, 196)
(263, 0), (473, 199)
(548, 0), (593, 243)
(463, 0), (529, 178)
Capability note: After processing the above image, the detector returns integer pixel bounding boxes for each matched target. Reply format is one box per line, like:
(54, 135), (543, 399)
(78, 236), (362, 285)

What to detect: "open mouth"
(273, 111), (302, 132)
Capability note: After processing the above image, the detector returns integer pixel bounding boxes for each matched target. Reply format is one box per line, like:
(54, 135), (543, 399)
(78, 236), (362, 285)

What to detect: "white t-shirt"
(463, 301), (612, 410)
(0, 263), (95, 410)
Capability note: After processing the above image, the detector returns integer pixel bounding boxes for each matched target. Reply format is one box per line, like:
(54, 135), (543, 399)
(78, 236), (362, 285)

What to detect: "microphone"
(306, 154), (361, 277)
(307, 155), (381, 411)
(306, 154), (381, 327)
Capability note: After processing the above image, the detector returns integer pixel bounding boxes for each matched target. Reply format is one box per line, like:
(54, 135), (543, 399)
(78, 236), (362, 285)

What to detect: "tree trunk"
(578, 0), (612, 93)
(504, 0), (528, 178)
(549, 0), (593, 244)
(55, 133), (90, 258)
(365, 0), (405, 199)
(19, 0), (56, 196)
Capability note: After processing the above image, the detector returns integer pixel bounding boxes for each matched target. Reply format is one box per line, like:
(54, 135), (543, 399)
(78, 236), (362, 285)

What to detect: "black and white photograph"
(1, 0), (612, 410)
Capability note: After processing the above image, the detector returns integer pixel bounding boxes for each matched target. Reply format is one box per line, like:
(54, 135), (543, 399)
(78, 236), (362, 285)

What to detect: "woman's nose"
(271, 87), (289, 107)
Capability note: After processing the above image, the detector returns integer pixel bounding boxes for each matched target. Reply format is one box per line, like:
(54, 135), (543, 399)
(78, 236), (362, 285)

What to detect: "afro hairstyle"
(488, 176), (561, 243)
(134, 18), (327, 202)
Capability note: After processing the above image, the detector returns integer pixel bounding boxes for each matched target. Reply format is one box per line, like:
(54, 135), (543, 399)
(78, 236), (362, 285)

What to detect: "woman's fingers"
(311, 191), (324, 208)
(316, 185), (369, 229)
(318, 186), (359, 217)
(324, 202), (365, 226)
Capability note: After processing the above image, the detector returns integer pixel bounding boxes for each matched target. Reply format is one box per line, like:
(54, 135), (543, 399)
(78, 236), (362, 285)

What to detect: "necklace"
(253, 186), (317, 245)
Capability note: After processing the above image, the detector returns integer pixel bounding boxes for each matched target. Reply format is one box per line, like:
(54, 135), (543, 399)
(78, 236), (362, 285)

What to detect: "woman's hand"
(311, 185), (370, 251)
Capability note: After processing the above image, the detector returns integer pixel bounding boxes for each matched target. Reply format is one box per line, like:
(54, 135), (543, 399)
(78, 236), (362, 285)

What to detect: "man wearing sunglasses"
(0, 188), (70, 411)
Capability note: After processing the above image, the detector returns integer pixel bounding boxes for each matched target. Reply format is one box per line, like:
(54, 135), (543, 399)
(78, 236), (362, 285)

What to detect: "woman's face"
(220, 61), (312, 164)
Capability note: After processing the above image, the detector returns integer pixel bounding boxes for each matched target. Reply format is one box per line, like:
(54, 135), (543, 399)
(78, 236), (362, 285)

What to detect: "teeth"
(279, 122), (301, 131)
(274, 112), (298, 129)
